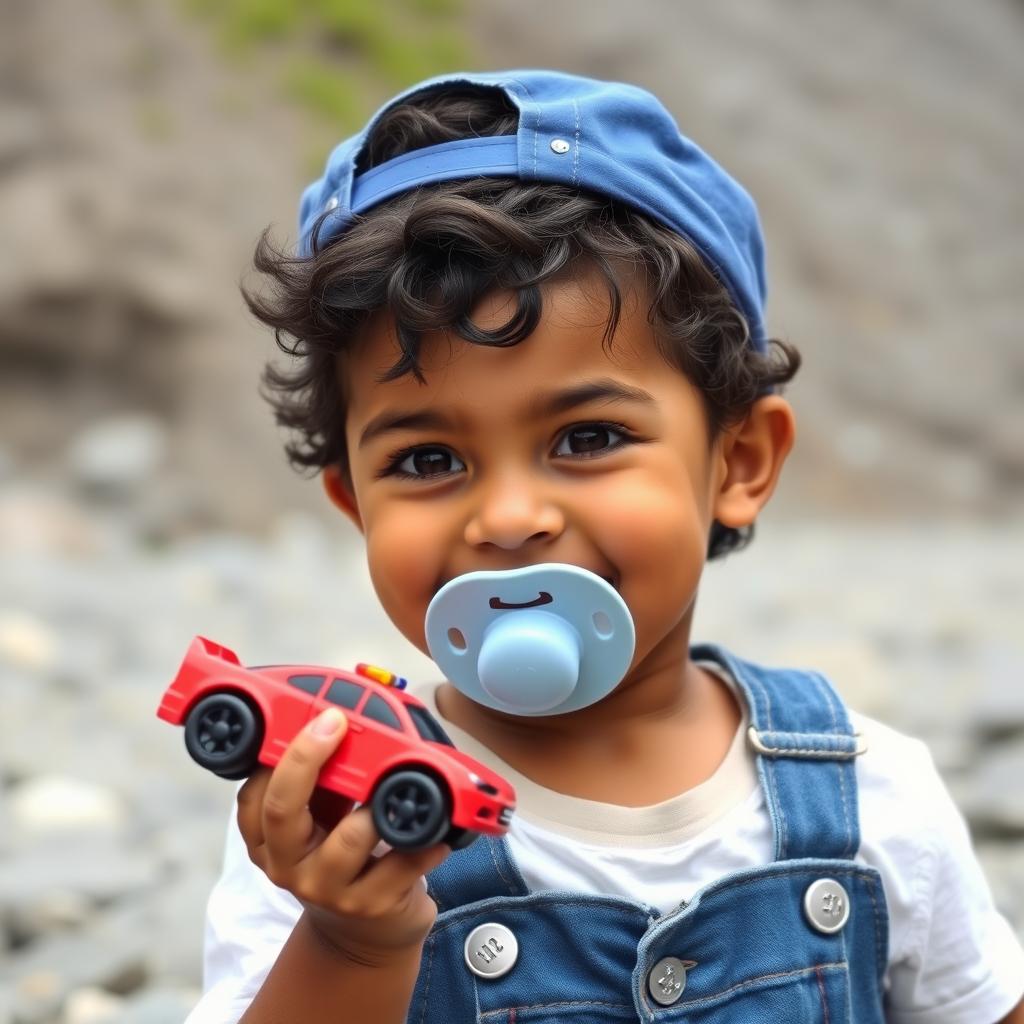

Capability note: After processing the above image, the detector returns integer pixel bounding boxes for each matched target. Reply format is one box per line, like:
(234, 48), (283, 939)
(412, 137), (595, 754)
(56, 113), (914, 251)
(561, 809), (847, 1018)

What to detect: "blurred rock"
(0, 487), (104, 557)
(0, 612), (58, 674)
(94, 986), (197, 1024)
(9, 777), (128, 835)
(67, 415), (168, 501)
(977, 843), (1024, 934)
(0, 102), (49, 174)
(969, 647), (1024, 742)
(0, 840), (161, 942)
(1, 907), (150, 1024)
(63, 987), (126, 1024)
(961, 742), (1024, 839)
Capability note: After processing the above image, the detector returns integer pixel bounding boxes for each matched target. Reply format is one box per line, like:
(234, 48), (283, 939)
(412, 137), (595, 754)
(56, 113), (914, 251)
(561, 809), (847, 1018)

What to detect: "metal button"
(550, 138), (571, 154)
(804, 878), (850, 934)
(324, 195), (339, 211)
(464, 922), (518, 979)
(647, 957), (688, 1006)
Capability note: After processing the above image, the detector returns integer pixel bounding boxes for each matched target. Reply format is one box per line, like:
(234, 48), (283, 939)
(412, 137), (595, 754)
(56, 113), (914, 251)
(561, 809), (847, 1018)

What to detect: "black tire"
(371, 769), (450, 849)
(184, 693), (263, 780)
(443, 826), (479, 851)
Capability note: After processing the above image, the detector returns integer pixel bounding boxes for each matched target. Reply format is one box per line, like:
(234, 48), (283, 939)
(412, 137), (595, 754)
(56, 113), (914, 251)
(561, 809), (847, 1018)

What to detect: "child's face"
(329, 267), (779, 687)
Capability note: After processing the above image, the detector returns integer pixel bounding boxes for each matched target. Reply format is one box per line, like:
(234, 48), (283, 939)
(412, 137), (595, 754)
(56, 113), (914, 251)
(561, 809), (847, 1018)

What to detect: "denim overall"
(414, 643), (889, 1023)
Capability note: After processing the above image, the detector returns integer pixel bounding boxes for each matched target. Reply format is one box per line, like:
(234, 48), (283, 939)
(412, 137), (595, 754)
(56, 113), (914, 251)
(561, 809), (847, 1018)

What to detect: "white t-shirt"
(187, 662), (1024, 1024)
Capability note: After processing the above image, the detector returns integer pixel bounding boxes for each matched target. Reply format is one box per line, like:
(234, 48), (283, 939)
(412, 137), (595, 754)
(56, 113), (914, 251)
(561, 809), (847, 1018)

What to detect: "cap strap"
(352, 136), (519, 214)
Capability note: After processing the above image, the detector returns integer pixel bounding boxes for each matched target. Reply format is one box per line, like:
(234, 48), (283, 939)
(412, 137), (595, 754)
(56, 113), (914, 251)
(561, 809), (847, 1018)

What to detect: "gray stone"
(0, 841), (162, 943)
(961, 742), (1024, 839)
(967, 647), (1024, 741)
(976, 843), (1024, 935)
(0, 611), (58, 675)
(0, 906), (152, 1024)
(61, 986), (124, 1024)
(67, 416), (168, 500)
(8, 777), (127, 836)
(96, 986), (198, 1024)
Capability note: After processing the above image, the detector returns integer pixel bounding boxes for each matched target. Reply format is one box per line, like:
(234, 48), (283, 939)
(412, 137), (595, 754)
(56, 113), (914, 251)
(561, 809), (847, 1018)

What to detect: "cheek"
(363, 509), (442, 648)
(595, 479), (709, 629)
(597, 475), (708, 572)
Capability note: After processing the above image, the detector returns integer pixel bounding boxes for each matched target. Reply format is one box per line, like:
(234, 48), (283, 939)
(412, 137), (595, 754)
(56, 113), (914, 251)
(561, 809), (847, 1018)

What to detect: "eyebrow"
(358, 378), (655, 450)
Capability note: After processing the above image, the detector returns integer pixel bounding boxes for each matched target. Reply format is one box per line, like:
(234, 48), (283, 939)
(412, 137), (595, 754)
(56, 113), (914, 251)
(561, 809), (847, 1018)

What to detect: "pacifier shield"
(425, 564), (635, 716)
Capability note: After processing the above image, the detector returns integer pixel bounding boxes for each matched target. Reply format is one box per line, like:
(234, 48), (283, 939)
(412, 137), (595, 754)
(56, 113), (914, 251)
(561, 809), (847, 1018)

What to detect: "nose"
(463, 471), (565, 550)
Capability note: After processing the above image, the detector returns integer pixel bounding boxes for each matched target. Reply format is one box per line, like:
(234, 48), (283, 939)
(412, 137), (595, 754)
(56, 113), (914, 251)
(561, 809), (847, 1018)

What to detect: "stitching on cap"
(503, 77), (534, 177)
(572, 99), (580, 185)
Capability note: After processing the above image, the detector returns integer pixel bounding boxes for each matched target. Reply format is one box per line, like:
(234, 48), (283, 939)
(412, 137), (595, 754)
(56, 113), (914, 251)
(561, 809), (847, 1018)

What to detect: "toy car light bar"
(355, 662), (408, 690)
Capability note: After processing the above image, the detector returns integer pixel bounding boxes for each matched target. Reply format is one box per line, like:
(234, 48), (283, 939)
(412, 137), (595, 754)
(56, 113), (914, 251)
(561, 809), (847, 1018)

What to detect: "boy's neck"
(434, 628), (744, 806)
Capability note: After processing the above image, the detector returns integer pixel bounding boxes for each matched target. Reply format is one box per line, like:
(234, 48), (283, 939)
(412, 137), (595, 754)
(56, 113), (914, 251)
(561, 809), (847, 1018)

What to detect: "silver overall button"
(464, 923), (518, 979)
(647, 957), (689, 1006)
(804, 878), (850, 934)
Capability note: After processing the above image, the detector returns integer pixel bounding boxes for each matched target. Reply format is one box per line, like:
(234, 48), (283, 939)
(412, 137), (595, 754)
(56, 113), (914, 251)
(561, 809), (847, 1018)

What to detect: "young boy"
(187, 71), (1024, 1023)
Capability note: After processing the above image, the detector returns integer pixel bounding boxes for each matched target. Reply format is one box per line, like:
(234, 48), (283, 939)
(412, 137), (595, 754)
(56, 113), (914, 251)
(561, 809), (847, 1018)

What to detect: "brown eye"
(554, 423), (625, 457)
(393, 447), (464, 478)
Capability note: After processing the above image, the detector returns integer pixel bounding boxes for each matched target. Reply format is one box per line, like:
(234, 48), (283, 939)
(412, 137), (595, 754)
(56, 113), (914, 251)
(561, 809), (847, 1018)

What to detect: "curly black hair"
(243, 84), (800, 558)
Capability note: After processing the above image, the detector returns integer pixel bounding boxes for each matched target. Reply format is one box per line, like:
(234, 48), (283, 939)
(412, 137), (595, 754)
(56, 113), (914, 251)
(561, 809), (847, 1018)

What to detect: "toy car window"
(363, 694), (402, 731)
(325, 678), (364, 710)
(406, 705), (455, 747)
(287, 674), (325, 695)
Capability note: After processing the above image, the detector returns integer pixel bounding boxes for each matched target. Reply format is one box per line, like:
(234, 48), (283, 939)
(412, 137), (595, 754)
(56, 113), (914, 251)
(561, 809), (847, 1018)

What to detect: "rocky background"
(1, 0), (1022, 1021)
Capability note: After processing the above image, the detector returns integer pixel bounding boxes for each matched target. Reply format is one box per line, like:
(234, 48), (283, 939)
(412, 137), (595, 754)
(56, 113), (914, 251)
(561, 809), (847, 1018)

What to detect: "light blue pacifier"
(424, 564), (635, 716)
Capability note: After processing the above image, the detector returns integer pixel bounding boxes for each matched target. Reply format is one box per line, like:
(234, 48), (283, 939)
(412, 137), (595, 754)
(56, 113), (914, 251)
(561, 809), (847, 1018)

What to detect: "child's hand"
(236, 707), (451, 964)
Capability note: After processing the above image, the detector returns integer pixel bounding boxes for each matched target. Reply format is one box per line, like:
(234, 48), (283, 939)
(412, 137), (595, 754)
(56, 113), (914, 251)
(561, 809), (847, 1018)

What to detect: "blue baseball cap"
(298, 69), (768, 352)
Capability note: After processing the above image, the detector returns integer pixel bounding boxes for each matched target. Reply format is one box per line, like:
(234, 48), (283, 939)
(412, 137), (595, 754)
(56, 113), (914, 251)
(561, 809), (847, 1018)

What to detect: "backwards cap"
(298, 69), (768, 352)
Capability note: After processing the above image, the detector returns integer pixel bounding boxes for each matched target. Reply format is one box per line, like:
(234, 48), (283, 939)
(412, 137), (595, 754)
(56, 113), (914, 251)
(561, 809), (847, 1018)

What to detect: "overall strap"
(425, 833), (529, 912)
(693, 643), (866, 861)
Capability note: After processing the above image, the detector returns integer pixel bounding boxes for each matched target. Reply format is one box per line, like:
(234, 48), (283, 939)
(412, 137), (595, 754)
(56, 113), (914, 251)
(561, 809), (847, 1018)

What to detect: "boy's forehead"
(343, 268), (653, 409)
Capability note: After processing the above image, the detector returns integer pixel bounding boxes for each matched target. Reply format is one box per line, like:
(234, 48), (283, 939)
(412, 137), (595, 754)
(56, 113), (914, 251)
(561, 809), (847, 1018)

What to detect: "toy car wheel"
(443, 826), (479, 851)
(371, 770), (450, 849)
(184, 693), (263, 780)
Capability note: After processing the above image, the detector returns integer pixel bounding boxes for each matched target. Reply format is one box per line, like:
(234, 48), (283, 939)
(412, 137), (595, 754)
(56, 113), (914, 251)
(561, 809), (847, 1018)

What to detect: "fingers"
(233, 704), (453, 932)
(342, 839), (450, 908)
(259, 707), (349, 877)
(237, 767), (271, 853)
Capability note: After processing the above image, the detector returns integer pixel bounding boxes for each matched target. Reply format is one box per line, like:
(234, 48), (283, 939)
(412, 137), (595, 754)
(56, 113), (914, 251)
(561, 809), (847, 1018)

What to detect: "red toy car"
(157, 636), (515, 850)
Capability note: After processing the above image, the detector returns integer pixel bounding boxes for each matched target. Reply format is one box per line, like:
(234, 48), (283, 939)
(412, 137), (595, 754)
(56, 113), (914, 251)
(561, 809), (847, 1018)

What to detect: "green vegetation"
(180, 0), (472, 134)
(136, 99), (178, 141)
(282, 58), (364, 126)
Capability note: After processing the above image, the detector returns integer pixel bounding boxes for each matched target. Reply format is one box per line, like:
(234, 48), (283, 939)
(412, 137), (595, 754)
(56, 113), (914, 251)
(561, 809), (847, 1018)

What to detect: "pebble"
(8, 777), (127, 835)
(66, 415), (168, 502)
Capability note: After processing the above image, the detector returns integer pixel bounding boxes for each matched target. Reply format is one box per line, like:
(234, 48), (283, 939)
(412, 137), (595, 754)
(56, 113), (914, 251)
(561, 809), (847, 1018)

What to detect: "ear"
(712, 396), (796, 529)
(322, 462), (363, 533)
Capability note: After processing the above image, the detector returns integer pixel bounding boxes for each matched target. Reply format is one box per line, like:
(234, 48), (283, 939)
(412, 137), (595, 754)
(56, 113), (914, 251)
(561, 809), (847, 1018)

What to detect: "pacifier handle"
(477, 610), (582, 714)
